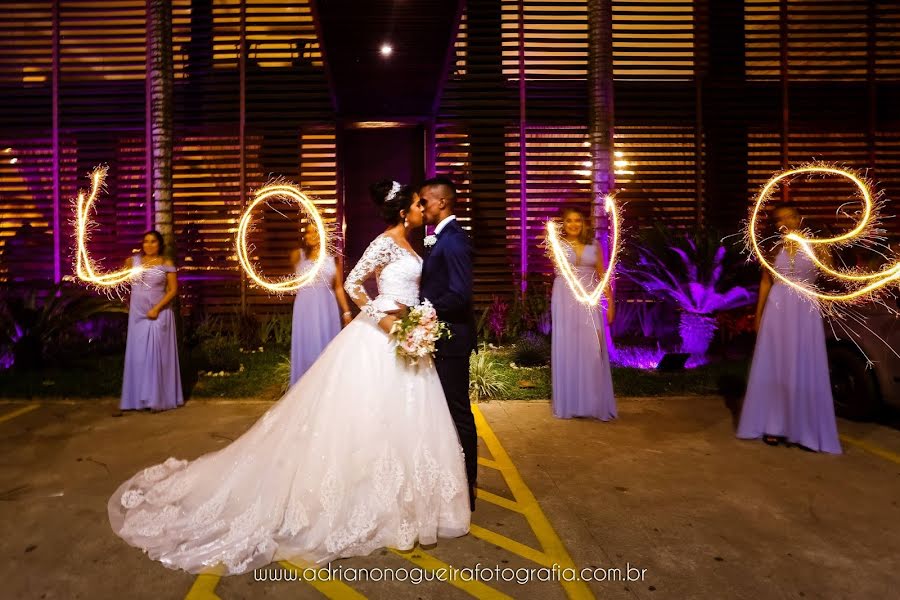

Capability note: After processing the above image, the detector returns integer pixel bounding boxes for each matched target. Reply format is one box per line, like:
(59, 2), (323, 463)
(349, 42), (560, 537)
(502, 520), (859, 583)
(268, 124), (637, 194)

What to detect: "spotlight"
(10, 157), (17, 164)
(656, 353), (690, 371)
(380, 43), (393, 57)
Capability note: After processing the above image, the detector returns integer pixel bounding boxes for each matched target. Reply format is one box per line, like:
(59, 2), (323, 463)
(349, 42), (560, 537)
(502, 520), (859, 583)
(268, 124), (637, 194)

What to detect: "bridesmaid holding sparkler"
(120, 230), (183, 412)
(550, 207), (616, 420)
(288, 223), (353, 385)
(737, 203), (841, 453)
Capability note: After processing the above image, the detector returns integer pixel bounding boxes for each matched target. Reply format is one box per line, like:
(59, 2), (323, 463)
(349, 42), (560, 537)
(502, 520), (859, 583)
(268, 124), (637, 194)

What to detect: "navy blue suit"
(420, 217), (478, 510)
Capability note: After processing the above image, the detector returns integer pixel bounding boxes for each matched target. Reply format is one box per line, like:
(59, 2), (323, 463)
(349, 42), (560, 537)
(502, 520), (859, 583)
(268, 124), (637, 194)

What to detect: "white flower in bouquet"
(389, 299), (451, 365)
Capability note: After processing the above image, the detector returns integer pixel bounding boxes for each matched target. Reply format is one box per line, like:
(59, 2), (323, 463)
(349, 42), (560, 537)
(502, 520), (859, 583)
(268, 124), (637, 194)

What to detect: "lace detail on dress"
(343, 234), (422, 324)
(373, 446), (404, 509)
(319, 463), (343, 525)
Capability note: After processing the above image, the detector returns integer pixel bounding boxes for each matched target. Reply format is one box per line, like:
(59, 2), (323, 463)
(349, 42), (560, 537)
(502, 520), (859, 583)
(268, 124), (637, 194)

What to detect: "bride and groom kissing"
(108, 176), (479, 575)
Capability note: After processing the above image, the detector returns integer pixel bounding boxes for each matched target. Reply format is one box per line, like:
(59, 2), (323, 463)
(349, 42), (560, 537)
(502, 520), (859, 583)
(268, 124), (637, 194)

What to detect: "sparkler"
(74, 165), (144, 288)
(748, 164), (900, 303)
(546, 194), (620, 306)
(235, 181), (329, 293)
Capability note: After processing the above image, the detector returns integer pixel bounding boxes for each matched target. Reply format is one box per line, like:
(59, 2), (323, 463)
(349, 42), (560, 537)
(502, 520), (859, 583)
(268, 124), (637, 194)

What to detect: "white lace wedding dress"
(108, 233), (471, 575)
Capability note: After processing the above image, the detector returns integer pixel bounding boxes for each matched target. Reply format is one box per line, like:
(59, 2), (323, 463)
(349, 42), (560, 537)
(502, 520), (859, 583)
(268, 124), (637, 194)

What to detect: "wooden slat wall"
(437, 0), (519, 302)
(242, 0), (334, 313)
(2, 0), (900, 315)
(0, 0), (55, 280)
(0, 1), (337, 311)
(58, 0), (149, 268)
(437, 0), (702, 305)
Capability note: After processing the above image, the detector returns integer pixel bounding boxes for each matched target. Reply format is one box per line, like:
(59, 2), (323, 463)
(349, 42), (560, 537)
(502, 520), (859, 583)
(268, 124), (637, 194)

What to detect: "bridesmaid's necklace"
(563, 236), (585, 264)
(784, 239), (797, 273)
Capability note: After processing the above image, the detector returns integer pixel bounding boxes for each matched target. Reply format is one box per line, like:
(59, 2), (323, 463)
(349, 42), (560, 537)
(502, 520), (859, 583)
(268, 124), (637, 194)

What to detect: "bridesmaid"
(737, 203), (841, 453)
(551, 207), (616, 420)
(120, 230), (183, 412)
(288, 223), (353, 385)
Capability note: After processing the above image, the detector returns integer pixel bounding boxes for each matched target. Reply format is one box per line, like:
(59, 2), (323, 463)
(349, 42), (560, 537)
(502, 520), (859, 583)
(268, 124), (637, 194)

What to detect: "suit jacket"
(420, 218), (477, 358)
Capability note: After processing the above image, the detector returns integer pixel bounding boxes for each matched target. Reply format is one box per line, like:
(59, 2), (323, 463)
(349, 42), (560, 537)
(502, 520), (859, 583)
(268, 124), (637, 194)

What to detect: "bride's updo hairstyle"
(370, 179), (414, 225)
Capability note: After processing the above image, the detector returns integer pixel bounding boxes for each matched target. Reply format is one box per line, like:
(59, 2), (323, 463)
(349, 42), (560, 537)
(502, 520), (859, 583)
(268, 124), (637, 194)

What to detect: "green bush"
(272, 354), (292, 395)
(193, 336), (242, 373)
(512, 332), (551, 367)
(259, 314), (292, 349)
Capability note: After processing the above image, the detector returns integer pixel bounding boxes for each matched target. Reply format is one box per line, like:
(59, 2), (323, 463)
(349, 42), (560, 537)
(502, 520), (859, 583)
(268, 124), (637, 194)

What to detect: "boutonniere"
(424, 234), (438, 248)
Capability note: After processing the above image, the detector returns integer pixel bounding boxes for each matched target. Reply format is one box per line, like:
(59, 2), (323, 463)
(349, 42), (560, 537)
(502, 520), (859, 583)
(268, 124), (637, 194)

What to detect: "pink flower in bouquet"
(401, 336), (417, 354)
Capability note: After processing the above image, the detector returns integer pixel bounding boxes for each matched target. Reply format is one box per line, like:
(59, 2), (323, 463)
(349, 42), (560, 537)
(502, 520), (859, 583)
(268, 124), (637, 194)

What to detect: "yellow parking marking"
(468, 524), (554, 568)
(390, 547), (515, 600)
(477, 457), (501, 470)
(0, 403), (39, 424)
(184, 573), (222, 600)
(472, 403), (595, 600)
(475, 488), (524, 513)
(183, 401), (591, 599)
(840, 434), (900, 465)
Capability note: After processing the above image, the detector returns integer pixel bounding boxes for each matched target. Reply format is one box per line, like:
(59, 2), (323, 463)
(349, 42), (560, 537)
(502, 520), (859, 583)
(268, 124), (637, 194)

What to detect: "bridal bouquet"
(389, 300), (451, 365)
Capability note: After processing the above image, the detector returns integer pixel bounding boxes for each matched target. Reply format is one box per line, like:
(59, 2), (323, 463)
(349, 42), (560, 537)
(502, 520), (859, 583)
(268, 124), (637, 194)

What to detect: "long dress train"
(108, 234), (471, 574)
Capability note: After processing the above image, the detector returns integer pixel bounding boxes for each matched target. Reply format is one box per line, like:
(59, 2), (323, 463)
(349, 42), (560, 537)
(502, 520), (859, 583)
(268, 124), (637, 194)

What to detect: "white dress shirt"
(434, 214), (457, 236)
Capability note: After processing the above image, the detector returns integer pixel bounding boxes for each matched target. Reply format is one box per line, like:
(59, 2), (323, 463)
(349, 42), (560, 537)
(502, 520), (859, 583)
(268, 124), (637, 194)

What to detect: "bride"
(108, 180), (471, 575)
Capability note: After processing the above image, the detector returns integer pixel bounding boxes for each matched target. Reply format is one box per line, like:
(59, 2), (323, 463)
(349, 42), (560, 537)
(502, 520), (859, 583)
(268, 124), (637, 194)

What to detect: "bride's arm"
(343, 237), (400, 332)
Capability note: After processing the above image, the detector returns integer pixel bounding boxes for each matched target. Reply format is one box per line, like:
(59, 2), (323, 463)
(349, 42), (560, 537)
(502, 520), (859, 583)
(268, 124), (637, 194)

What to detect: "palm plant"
(0, 284), (126, 370)
(624, 225), (754, 358)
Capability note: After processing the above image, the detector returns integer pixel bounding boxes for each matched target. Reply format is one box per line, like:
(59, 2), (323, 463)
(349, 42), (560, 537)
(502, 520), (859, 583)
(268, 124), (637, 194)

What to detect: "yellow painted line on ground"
(468, 524), (553, 568)
(182, 402), (591, 599)
(184, 574), (222, 600)
(0, 403), (39, 424)
(477, 457), (501, 470)
(475, 488), (524, 514)
(840, 434), (900, 465)
(472, 403), (595, 600)
(389, 547), (515, 600)
(279, 561), (367, 599)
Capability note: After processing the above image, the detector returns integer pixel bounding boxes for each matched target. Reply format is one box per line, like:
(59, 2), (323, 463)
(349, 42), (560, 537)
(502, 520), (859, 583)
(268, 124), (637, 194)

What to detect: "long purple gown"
(737, 248), (841, 453)
(120, 254), (183, 411)
(290, 251), (341, 385)
(551, 242), (617, 420)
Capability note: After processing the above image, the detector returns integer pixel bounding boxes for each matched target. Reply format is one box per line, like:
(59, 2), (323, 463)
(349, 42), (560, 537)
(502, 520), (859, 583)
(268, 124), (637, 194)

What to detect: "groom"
(418, 176), (478, 512)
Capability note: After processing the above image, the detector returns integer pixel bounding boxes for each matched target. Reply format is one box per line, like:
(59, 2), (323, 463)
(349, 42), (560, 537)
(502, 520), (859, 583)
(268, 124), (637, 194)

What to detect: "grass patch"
(190, 349), (287, 399)
(0, 348), (288, 400)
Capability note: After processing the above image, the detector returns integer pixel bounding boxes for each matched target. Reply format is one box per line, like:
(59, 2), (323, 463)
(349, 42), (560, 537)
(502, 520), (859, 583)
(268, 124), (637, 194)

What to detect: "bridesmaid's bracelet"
(342, 311), (352, 317)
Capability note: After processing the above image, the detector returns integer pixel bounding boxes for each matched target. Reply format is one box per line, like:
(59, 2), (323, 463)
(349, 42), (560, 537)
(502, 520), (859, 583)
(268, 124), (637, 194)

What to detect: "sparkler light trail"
(546, 194), (620, 306)
(236, 181), (329, 293)
(74, 165), (144, 289)
(747, 164), (900, 303)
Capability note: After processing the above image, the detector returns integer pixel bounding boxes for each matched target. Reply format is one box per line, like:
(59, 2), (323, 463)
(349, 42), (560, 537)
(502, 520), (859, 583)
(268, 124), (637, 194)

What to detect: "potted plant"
(624, 225), (755, 359)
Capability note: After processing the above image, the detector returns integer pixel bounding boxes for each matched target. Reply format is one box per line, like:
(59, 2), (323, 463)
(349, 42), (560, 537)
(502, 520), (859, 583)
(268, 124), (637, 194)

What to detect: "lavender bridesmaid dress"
(290, 251), (341, 385)
(551, 242), (617, 420)
(737, 248), (841, 453)
(120, 255), (183, 411)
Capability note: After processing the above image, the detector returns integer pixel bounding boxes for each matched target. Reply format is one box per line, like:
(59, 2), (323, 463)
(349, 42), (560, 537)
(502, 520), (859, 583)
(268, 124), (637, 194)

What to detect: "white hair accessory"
(386, 181), (402, 203)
